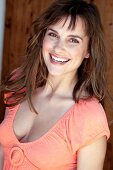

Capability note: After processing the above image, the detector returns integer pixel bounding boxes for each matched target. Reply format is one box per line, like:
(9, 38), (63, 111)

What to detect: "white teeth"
(51, 55), (69, 62)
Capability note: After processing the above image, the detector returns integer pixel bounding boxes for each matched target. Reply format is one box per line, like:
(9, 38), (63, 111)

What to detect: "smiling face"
(42, 16), (89, 78)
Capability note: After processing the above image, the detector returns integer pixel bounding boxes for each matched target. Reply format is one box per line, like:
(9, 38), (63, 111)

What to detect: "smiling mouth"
(49, 54), (70, 64)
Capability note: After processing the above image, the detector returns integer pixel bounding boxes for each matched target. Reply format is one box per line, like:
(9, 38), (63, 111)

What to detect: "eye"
(69, 38), (79, 44)
(48, 32), (58, 38)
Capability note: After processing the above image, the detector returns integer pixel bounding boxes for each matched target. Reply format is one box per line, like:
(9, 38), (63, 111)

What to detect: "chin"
(48, 70), (65, 77)
(49, 72), (64, 76)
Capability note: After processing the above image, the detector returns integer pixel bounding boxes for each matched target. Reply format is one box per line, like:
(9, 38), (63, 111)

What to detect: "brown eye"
(69, 38), (79, 44)
(48, 32), (58, 38)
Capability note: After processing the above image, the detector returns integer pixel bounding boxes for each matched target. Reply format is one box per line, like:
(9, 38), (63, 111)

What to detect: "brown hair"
(1, 0), (107, 113)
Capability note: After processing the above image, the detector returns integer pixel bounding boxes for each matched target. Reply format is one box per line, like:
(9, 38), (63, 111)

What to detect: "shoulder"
(68, 98), (110, 152)
(70, 97), (110, 141)
(73, 97), (107, 123)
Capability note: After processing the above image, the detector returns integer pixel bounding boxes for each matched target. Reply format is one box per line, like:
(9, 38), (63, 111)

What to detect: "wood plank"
(1, 0), (113, 168)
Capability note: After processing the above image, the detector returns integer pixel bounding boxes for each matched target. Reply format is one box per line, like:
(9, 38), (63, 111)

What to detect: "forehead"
(48, 16), (87, 35)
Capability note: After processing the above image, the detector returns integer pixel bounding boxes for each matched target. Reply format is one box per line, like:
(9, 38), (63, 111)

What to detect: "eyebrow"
(47, 28), (83, 41)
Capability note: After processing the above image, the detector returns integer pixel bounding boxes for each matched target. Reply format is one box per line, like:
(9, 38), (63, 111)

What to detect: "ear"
(84, 53), (89, 58)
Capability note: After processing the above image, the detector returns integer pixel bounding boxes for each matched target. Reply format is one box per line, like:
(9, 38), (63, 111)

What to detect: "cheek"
(42, 38), (52, 61)
(43, 37), (53, 52)
(68, 47), (79, 58)
(43, 40), (49, 52)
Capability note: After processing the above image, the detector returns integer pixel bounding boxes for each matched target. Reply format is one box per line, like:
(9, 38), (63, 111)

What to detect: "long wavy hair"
(1, 0), (107, 113)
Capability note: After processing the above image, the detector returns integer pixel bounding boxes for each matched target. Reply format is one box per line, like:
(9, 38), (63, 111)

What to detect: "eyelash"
(48, 32), (80, 44)
(48, 32), (58, 38)
(69, 38), (79, 44)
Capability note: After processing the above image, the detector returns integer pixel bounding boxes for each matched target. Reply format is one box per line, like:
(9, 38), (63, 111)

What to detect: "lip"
(49, 53), (71, 65)
(50, 53), (70, 60)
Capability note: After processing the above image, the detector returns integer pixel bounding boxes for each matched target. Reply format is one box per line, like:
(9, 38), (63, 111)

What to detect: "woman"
(0, 0), (110, 169)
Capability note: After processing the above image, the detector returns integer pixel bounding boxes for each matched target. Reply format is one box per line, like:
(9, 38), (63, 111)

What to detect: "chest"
(1, 109), (77, 170)
(1, 100), (77, 169)
(13, 99), (75, 143)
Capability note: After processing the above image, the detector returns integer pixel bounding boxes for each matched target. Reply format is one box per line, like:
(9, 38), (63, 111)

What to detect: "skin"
(77, 136), (107, 170)
(0, 16), (107, 170)
(42, 16), (89, 98)
(42, 16), (107, 170)
(42, 16), (89, 87)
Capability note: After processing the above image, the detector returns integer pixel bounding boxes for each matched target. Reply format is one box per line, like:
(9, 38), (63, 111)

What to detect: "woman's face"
(42, 16), (89, 77)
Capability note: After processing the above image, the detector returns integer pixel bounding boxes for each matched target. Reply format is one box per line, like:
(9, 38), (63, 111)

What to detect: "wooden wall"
(0, 0), (53, 122)
(1, 0), (113, 169)
(2, 0), (53, 78)
(93, 0), (113, 169)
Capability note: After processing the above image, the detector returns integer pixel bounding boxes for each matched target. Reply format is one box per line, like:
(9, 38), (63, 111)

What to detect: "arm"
(0, 143), (4, 169)
(77, 136), (107, 170)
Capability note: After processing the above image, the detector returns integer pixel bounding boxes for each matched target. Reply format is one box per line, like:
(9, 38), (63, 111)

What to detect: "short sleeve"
(4, 92), (19, 117)
(68, 98), (110, 154)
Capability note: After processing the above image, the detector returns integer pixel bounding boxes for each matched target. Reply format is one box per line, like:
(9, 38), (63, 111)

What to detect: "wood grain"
(1, 0), (113, 168)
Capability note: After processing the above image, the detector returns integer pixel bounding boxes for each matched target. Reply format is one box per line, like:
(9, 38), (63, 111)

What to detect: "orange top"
(0, 98), (110, 170)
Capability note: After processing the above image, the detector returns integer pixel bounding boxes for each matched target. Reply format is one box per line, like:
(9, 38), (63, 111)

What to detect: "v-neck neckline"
(10, 102), (76, 146)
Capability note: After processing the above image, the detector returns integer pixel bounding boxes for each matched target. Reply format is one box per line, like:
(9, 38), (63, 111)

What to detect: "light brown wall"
(2, 0), (53, 78)
(94, 0), (113, 164)
(0, 0), (53, 122)
(1, 0), (113, 169)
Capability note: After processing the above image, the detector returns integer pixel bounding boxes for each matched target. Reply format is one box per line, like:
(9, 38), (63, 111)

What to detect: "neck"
(42, 73), (77, 98)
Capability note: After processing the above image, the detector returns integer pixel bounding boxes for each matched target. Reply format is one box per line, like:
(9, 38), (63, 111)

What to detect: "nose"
(53, 39), (66, 53)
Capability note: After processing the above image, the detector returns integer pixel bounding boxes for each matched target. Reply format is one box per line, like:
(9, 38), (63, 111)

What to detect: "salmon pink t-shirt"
(0, 98), (110, 170)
